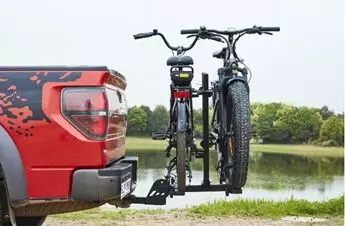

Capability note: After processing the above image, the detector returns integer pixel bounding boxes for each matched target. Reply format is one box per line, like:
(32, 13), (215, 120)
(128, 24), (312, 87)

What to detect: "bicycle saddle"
(167, 55), (194, 66)
(212, 47), (227, 59)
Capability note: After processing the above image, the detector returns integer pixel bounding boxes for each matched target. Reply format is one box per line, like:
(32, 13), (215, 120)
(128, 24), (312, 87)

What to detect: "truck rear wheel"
(16, 216), (47, 226)
(0, 180), (11, 225)
(0, 180), (46, 226)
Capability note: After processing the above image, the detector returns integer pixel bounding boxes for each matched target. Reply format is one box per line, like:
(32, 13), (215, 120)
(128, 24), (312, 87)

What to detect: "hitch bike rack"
(128, 73), (242, 206)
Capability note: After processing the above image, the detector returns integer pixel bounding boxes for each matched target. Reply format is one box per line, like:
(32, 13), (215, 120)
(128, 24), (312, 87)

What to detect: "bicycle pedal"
(165, 145), (172, 157)
(200, 139), (214, 148)
(195, 149), (204, 158)
(152, 132), (167, 140)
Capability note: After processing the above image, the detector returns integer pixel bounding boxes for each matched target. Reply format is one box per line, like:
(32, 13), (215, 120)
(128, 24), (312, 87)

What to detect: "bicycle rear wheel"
(176, 131), (186, 194)
(175, 102), (187, 194)
(225, 81), (251, 188)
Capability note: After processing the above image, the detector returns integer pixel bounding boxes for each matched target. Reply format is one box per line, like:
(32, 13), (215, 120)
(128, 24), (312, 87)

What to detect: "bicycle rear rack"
(127, 73), (241, 206)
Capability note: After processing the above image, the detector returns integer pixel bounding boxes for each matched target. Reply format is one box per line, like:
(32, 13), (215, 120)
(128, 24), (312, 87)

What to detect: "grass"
(126, 136), (167, 151)
(126, 137), (344, 158)
(52, 196), (344, 221)
(250, 144), (344, 157)
(189, 195), (344, 219)
(53, 208), (164, 221)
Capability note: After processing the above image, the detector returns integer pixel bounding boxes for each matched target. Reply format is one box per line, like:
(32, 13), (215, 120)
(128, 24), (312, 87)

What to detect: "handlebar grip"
(133, 32), (154, 40)
(181, 29), (200, 35)
(260, 27), (280, 32)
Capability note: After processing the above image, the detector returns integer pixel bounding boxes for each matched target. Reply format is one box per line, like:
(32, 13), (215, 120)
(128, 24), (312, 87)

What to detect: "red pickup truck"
(0, 66), (137, 226)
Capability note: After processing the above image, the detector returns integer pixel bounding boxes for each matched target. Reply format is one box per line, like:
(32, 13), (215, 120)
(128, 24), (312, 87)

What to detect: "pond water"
(106, 149), (344, 210)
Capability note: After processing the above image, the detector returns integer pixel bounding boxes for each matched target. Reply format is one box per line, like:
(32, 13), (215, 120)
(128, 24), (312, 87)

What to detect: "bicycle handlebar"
(133, 32), (155, 40)
(181, 29), (200, 35)
(260, 27), (280, 32)
(133, 29), (199, 52)
(133, 26), (280, 56)
(180, 26), (280, 35)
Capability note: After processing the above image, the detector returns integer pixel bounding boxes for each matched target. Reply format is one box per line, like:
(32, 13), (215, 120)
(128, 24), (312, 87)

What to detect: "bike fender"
(224, 76), (249, 93)
(177, 102), (187, 132)
(0, 126), (28, 205)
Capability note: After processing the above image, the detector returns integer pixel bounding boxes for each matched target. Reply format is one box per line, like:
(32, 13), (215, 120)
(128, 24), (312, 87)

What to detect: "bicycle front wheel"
(226, 81), (251, 188)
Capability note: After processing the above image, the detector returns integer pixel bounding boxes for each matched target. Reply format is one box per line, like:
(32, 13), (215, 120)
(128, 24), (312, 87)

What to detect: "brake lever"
(262, 31), (273, 35)
(186, 35), (197, 39)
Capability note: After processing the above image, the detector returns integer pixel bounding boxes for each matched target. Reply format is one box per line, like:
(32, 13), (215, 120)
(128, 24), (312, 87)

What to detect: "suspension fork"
(215, 70), (227, 156)
(218, 87), (227, 156)
(210, 80), (220, 129)
(217, 70), (237, 173)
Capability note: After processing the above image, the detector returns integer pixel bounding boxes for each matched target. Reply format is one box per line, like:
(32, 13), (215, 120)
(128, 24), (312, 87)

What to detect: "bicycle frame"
(210, 35), (250, 179)
(168, 72), (194, 147)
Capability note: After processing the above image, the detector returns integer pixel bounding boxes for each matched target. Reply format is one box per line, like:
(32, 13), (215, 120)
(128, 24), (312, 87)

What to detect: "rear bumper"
(71, 156), (138, 201)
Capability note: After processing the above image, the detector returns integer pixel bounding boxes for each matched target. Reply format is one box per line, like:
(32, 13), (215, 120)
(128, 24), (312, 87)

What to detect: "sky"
(0, 0), (343, 113)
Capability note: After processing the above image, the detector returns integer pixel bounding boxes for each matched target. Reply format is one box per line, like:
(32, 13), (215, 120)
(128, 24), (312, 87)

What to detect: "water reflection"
(247, 152), (343, 191)
(112, 150), (344, 209)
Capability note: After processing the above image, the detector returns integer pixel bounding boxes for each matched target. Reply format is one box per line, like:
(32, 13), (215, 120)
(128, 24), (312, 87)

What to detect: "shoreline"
(125, 137), (344, 158)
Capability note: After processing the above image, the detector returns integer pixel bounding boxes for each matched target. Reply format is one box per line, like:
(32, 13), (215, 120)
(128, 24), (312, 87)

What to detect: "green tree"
(275, 106), (323, 144)
(138, 105), (152, 134)
(148, 105), (169, 134)
(251, 103), (285, 143)
(193, 109), (203, 137)
(319, 116), (344, 146)
(138, 105), (152, 118)
(127, 106), (148, 136)
(337, 112), (344, 119)
(319, 105), (334, 120)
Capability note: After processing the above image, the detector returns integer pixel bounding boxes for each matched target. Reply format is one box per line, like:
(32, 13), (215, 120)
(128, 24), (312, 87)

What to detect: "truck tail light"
(62, 88), (108, 140)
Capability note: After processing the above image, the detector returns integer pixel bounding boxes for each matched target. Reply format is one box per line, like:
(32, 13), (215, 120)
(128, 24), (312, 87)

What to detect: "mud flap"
(177, 102), (187, 133)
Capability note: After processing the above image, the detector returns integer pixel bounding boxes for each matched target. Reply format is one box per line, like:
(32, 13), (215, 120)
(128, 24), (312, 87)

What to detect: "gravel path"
(43, 213), (342, 226)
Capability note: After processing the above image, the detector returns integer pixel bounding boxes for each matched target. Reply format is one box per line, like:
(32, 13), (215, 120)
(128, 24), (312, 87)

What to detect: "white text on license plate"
(121, 173), (131, 199)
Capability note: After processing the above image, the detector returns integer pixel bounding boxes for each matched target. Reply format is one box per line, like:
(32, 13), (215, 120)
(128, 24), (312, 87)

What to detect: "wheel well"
(0, 126), (28, 204)
(0, 164), (5, 181)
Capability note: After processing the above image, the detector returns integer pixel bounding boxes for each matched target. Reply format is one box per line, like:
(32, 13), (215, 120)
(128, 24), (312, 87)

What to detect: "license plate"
(120, 173), (131, 199)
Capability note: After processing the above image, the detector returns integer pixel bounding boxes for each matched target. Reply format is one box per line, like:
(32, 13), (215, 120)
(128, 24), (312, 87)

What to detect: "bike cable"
(240, 60), (253, 83)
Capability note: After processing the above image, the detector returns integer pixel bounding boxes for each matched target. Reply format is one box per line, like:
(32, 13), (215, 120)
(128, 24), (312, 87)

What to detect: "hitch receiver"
(130, 179), (174, 205)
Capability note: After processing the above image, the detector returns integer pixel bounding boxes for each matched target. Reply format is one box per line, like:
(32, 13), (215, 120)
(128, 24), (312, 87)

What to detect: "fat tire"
(226, 81), (251, 188)
(176, 132), (186, 194)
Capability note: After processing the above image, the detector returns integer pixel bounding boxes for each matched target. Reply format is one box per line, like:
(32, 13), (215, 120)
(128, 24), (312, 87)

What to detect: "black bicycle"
(133, 25), (279, 195)
(180, 25), (280, 189)
(133, 30), (203, 194)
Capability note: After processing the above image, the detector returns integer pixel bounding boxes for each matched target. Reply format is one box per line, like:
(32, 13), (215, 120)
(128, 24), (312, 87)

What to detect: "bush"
(319, 116), (344, 146)
(320, 140), (338, 147)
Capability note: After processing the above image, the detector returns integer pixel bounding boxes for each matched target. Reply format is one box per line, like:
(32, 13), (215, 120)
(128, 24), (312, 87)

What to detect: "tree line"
(127, 104), (344, 147)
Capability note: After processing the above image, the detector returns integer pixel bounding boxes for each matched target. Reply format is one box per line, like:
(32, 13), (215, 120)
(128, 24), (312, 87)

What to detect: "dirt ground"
(43, 213), (343, 226)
